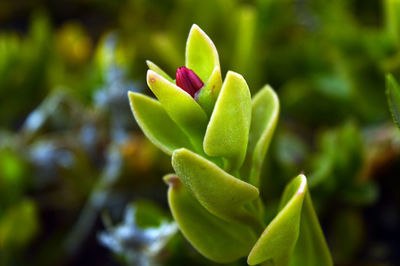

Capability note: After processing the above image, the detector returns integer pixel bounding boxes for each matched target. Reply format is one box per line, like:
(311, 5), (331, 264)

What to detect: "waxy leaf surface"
(243, 85), (279, 186)
(147, 70), (208, 147)
(203, 71), (252, 171)
(128, 92), (193, 155)
(247, 175), (307, 266)
(196, 66), (223, 116)
(166, 175), (257, 263)
(172, 148), (260, 226)
(185, 24), (220, 83)
(290, 192), (333, 266)
(146, 60), (174, 83)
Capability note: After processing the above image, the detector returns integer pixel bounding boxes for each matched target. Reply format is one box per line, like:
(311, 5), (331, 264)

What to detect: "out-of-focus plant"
(0, 139), (39, 265)
(0, 12), (51, 128)
(307, 122), (377, 207)
(129, 25), (332, 265)
(386, 74), (400, 128)
(99, 200), (177, 266)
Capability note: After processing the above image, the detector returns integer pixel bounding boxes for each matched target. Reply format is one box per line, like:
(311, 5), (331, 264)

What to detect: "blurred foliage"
(0, 0), (399, 265)
(386, 73), (400, 128)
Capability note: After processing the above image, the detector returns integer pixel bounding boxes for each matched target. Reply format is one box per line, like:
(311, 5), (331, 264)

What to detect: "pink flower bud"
(176, 66), (204, 98)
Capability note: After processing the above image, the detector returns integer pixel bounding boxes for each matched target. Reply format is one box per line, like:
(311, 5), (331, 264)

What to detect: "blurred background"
(0, 0), (399, 265)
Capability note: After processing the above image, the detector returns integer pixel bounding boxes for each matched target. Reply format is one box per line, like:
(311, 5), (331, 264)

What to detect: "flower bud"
(176, 66), (204, 98)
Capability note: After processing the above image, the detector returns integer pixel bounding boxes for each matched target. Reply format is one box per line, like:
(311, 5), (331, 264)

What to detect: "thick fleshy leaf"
(196, 66), (223, 116)
(172, 148), (261, 228)
(386, 74), (400, 129)
(242, 85), (279, 186)
(290, 192), (333, 266)
(146, 70), (208, 148)
(185, 24), (220, 83)
(128, 92), (193, 155)
(146, 60), (174, 83)
(203, 71), (252, 171)
(165, 174), (257, 263)
(247, 174), (307, 266)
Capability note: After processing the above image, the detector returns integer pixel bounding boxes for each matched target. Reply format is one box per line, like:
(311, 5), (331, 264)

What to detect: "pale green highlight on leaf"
(386, 73), (400, 129)
(203, 71), (252, 171)
(196, 65), (223, 116)
(247, 174), (307, 266)
(128, 92), (193, 155)
(146, 60), (174, 83)
(185, 24), (220, 82)
(166, 174), (257, 263)
(172, 148), (261, 227)
(146, 70), (208, 147)
(242, 85), (280, 187)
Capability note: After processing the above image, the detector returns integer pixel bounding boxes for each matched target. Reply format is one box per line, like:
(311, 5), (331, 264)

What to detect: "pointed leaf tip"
(186, 24), (220, 83)
(146, 69), (208, 147)
(127, 92), (193, 155)
(146, 60), (174, 82)
(247, 174), (307, 265)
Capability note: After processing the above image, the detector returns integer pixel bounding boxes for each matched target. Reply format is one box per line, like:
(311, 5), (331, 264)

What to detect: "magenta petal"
(176, 66), (204, 98)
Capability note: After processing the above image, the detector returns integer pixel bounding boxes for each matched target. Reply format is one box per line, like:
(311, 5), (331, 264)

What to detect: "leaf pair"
(247, 175), (332, 266)
(165, 174), (257, 263)
(167, 172), (332, 265)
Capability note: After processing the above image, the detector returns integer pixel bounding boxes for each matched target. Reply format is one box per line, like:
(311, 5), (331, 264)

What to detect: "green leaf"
(386, 73), (400, 129)
(290, 192), (333, 266)
(128, 92), (194, 155)
(242, 85), (279, 186)
(203, 71), (252, 171)
(247, 174), (307, 266)
(165, 174), (257, 263)
(146, 70), (208, 148)
(185, 24), (220, 83)
(196, 65), (223, 116)
(146, 60), (174, 83)
(171, 148), (261, 228)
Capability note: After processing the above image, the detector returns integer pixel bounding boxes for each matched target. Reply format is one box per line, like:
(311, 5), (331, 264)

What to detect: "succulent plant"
(128, 24), (332, 265)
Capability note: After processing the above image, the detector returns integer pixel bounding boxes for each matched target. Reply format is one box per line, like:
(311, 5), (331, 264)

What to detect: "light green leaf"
(146, 70), (208, 148)
(247, 174), (307, 266)
(146, 60), (174, 83)
(290, 192), (333, 266)
(242, 85), (279, 186)
(128, 92), (194, 155)
(172, 148), (261, 228)
(386, 73), (400, 129)
(203, 71), (252, 171)
(196, 65), (223, 116)
(185, 24), (220, 83)
(165, 174), (257, 263)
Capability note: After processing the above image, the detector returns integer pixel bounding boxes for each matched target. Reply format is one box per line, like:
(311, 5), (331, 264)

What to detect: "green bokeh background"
(0, 0), (399, 265)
